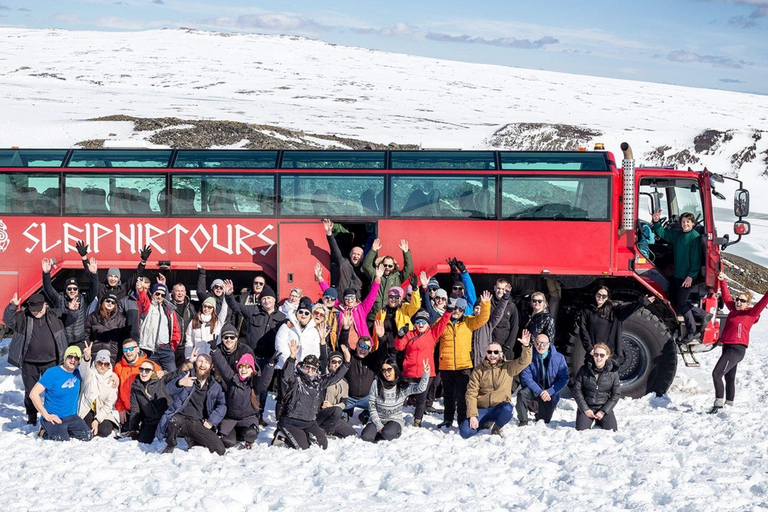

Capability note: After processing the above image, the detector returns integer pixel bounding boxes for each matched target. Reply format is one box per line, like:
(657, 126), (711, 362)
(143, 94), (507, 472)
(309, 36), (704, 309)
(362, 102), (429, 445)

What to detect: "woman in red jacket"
(710, 272), (768, 413)
(393, 309), (451, 426)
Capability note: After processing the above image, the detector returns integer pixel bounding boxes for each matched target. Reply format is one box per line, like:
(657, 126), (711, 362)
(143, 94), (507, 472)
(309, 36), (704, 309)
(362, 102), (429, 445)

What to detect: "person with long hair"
(84, 293), (127, 364)
(709, 273), (768, 413)
(78, 342), (120, 438)
(184, 297), (221, 351)
(572, 343), (620, 431)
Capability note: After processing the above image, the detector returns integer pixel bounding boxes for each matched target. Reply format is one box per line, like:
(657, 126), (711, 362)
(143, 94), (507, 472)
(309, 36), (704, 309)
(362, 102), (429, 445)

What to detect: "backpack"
(637, 221), (655, 259)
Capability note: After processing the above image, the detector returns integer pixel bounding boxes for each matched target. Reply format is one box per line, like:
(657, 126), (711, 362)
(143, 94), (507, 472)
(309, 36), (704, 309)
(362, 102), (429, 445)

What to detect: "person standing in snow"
(709, 272), (768, 413)
(572, 343), (620, 431)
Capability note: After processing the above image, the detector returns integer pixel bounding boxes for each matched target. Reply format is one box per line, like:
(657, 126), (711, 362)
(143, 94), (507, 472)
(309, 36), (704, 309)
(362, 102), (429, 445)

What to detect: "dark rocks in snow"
(487, 122), (602, 150)
(693, 129), (734, 154)
(722, 253), (768, 295)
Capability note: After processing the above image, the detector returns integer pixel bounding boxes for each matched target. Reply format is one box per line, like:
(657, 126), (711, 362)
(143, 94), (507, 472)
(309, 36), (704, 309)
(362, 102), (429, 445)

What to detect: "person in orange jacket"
(113, 338), (160, 426)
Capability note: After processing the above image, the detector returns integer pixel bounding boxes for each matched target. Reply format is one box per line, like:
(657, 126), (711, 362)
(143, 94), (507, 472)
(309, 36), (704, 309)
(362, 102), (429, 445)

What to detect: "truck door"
(276, 221), (329, 298)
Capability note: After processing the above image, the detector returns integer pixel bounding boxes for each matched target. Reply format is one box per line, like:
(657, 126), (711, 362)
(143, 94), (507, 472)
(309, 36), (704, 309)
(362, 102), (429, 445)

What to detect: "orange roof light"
(594, 143), (605, 150)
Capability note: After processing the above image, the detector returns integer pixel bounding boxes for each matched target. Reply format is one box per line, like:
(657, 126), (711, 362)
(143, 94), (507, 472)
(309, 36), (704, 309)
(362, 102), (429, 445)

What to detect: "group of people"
(4, 215), (766, 451)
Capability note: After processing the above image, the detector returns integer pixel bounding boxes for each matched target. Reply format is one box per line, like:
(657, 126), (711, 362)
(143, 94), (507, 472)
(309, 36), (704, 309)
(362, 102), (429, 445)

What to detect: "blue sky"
(2, 0), (767, 94)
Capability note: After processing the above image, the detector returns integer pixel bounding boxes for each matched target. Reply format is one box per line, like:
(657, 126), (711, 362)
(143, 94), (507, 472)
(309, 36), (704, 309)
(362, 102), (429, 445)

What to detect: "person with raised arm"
(85, 244), (152, 302)
(471, 288), (512, 367)
(709, 272), (768, 413)
(210, 344), (261, 449)
(136, 278), (182, 372)
(361, 238), (413, 324)
(316, 351), (357, 439)
(83, 293), (127, 364)
(196, 264), (232, 324)
(446, 257), (477, 308)
(516, 333), (569, 425)
(338, 309), (381, 424)
(572, 343), (620, 431)
(113, 338), (160, 427)
(77, 342), (120, 437)
(372, 273), (422, 363)
(322, 218), (368, 296)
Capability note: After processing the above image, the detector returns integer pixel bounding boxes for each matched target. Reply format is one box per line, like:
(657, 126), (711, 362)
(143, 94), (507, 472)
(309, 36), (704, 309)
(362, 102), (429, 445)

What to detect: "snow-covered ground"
(0, 322), (766, 511)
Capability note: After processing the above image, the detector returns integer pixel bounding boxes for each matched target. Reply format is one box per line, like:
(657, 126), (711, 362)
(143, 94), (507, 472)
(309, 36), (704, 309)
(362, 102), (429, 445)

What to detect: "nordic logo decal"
(0, 219), (9, 253)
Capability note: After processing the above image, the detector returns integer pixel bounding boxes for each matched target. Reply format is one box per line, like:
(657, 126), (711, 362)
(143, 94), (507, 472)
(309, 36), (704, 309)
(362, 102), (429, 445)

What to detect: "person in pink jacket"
(316, 262), (383, 350)
(710, 272), (768, 413)
(393, 309), (451, 426)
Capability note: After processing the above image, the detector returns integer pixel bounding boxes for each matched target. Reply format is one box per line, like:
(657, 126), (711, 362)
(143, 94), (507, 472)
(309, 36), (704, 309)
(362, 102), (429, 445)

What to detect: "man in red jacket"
(136, 283), (181, 372)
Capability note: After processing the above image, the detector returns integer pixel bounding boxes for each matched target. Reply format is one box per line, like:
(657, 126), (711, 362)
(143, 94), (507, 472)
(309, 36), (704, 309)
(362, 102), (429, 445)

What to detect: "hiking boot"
(358, 410), (370, 425)
(491, 424), (502, 436)
(425, 406), (440, 414)
(27, 412), (37, 425)
(707, 405), (723, 415)
(435, 420), (453, 429)
(480, 421), (495, 430)
(413, 419), (422, 428)
(699, 313), (714, 335)
(258, 418), (268, 427)
(518, 420), (529, 427)
(162, 445), (175, 454)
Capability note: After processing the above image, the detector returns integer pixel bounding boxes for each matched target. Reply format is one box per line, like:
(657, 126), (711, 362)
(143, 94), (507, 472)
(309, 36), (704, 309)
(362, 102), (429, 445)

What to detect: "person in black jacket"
(214, 323), (256, 373)
(41, 242), (98, 347)
(573, 343), (620, 431)
(170, 282), (196, 368)
(491, 278), (520, 359)
(338, 310), (381, 424)
(273, 340), (350, 450)
(86, 244), (151, 302)
(322, 218), (367, 296)
(84, 293), (127, 363)
(579, 287), (654, 364)
(4, 293), (76, 425)
(524, 292), (555, 345)
(127, 359), (192, 444)
(196, 265), (232, 324)
(211, 349), (260, 449)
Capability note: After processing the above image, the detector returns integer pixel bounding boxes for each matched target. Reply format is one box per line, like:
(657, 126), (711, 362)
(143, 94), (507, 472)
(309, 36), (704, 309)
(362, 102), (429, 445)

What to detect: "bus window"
(500, 152), (609, 171)
(280, 151), (385, 169)
(0, 149), (68, 168)
(0, 173), (60, 214)
(64, 175), (166, 215)
(390, 176), (496, 218)
(171, 175), (275, 215)
(501, 176), (610, 220)
(67, 150), (172, 168)
(173, 150), (278, 168)
(279, 175), (384, 217)
(390, 151), (496, 170)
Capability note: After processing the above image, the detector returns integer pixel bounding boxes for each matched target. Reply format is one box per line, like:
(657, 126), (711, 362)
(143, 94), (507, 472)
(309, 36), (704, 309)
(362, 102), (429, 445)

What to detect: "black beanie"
(260, 285), (276, 299)
(342, 287), (357, 298)
(298, 296), (313, 312)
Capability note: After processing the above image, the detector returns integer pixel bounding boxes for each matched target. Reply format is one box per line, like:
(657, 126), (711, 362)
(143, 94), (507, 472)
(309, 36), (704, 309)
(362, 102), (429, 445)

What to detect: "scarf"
(536, 350), (549, 389)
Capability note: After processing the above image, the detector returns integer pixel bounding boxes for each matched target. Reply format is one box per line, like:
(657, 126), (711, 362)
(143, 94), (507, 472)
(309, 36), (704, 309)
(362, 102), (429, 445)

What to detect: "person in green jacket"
(362, 237), (413, 326)
(651, 209), (707, 343)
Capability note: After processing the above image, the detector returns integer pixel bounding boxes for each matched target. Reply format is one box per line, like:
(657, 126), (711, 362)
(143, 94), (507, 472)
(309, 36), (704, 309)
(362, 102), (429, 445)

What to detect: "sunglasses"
(381, 367), (394, 374)
(123, 346), (138, 353)
(66, 355), (80, 361)
(452, 286), (464, 290)
(434, 296), (446, 301)
(104, 299), (116, 305)
(735, 298), (748, 304)
(486, 350), (500, 355)
(358, 343), (371, 350)
(253, 281), (265, 286)
(303, 365), (319, 373)
(202, 304), (214, 309)
(344, 295), (356, 300)
(138, 367), (154, 373)
(414, 319), (428, 325)
(535, 341), (550, 348)
(322, 296), (335, 301)
(531, 299), (544, 304)
(212, 285), (224, 290)
(596, 293), (608, 299)
(222, 335), (237, 341)
(329, 359), (343, 365)
(313, 311), (325, 316)
(154, 292), (166, 298)
(382, 264), (395, 269)
(594, 353), (608, 359)
(95, 360), (110, 366)
(388, 294), (401, 300)
(66, 286), (79, 292)
(238, 364), (253, 371)
(296, 309), (311, 316)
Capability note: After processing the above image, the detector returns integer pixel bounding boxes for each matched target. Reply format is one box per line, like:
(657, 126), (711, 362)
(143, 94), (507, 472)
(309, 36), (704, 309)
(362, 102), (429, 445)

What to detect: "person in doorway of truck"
(572, 343), (620, 431)
(524, 292), (556, 347)
(362, 238), (413, 325)
(41, 243), (99, 347)
(651, 209), (710, 344)
(279, 287), (303, 318)
(77, 344), (120, 438)
(196, 265), (232, 325)
(5, 293), (76, 426)
(361, 358), (430, 443)
(83, 293), (128, 364)
(323, 218), (368, 297)
(435, 291), (491, 429)
(447, 257), (477, 308)
(273, 341), (350, 450)
(393, 309), (451, 427)
(184, 297), (222, 353)
(579, 286), (655, 365)
(89, 244), (151, 303)
(137, 282), (182, 372)
(708, 272), (768, 414)
(317, 262), (383, 349)
(316, 351), (357, 439)
(462, 337), (532, 438)
(516, 333), (569, 425)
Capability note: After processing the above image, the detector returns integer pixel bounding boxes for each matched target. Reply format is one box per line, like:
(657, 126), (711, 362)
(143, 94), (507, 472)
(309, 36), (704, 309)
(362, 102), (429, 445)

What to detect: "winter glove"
(446, 257), (457, 273)
(455, 260), (467, 273)
(397, 325), (410, 338)
(268, 351), (282, 367)
(75, 240), (89, 258)
(139, 245), (152, 262)
(502, 289), (511, 301)
(409, 273), (418, 290)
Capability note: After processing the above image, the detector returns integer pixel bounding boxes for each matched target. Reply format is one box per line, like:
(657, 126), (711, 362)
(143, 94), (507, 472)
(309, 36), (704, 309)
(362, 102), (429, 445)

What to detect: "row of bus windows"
(0, 174), (609, 220)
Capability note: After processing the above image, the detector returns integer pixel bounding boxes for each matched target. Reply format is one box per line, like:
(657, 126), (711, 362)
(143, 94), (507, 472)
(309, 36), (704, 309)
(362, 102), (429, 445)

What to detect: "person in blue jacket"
(515, 333), (569, 425)
(157, 346), (227, 455)
(447, 257), (477, 307)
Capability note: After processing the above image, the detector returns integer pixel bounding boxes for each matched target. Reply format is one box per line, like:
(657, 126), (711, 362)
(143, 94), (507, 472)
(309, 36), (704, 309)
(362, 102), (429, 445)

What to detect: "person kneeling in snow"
(461, 336), (532, 439)
(78, 344), (120, 438)
(516, 333), (569, 426)
(572, 343), (620, 431)
(157, 346), (227, 455)
(210, 347), (261, 450)
(274, 340), (350, 450)
(316, 351), (357, 439)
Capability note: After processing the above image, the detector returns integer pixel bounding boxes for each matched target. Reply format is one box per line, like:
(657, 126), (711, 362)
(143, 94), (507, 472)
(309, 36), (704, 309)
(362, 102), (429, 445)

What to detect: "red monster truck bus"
(0, 144), (751, 398)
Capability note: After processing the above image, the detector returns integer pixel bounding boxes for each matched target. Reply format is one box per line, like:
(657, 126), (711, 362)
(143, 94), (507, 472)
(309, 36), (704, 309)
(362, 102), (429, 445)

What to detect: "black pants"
(360, 421), (402, 442)
(22, 361), (56, 416)
(278, 419), (328, 450)
(712, 344), (747, 402)
(83, 411), (115, 438)
(515, 387), (556, 423)
(408, 377), (432, 421)
(256, 358), (276, 415)
(575, 409), (617, 431)
(166, 415), (226, 455)
(670, 277), (703, 337)
(137, 420), (159, 444)
(316, 406), (356, 438)
(441, 369), (471, 424)
(221, 425), (259, 448)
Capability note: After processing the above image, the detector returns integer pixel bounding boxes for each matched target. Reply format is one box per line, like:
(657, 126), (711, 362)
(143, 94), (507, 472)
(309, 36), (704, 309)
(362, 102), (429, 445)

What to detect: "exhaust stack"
(621, 142), (635, 231)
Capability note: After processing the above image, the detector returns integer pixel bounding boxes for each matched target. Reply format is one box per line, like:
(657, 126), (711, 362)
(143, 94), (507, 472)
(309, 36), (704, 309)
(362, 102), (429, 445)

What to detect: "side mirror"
(734, 220), (751, 236)
(734, 189), (749, 217)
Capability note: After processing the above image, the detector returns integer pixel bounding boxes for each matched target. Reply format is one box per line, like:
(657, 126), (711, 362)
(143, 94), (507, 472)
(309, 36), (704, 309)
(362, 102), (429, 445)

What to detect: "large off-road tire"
(566, 309), (677, 398)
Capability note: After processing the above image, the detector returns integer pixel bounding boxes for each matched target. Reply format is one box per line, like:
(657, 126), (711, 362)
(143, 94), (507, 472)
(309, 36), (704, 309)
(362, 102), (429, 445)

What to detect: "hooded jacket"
(128, 364), (189, 432)
(77, 355), (120, 425)
(224, 292), (286, 358)
(274, 313), (321, 370)
(579, 296), (650, 360)
(394, 311), (451, 379)
(438, 301), (491, 371)
(114, 352), (160, 413)
(4, 303), (73, 368)
(156, 370), (227, 439)
(338, 327), (381, 398)
(42, 268), (98, 346)
(519, 344), (570, 405)
(84, 306), (127, 363)
(280, 356), (349, 423)
(465, 345), (532, 418)
(572, 357), (621, 414)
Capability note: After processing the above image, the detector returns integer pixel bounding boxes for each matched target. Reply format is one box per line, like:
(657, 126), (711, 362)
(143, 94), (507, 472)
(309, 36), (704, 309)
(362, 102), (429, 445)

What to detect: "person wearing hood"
(41, 242), (99, 347)
(84, 293), (127, 364)
(273, 340), (350, 450)
(572, 343), (620, 431)
(196, 265), (232, 324)
(88, 244), (152, 302)
(580, 287), (654, 364)
(322, 218), (368, 297)
(461, 336), (532, 439)
(316, 351), (356, 439)
(516, 333), (569, 425)
(137, 281), (181, 372)
(436, 291), (491, 429)
(361, 238), (413, 325)
(184, 297), (222, 350)
(210, 346), (261, 449)
(158, 346), (228, 455)
(361, 357), (430, 443)
(78, 344), (120, 437)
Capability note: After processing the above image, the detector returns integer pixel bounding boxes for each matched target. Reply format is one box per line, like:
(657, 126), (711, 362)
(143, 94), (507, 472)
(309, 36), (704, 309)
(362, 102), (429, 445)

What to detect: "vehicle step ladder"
(677, 341), (701, 367)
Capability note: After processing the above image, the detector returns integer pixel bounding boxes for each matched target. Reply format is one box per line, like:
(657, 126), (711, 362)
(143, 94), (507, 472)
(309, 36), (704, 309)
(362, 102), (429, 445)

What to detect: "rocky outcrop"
(485, 123), (602, 150)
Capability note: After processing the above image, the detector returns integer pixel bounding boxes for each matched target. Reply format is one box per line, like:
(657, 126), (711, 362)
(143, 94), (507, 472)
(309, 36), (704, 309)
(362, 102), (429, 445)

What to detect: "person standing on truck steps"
(323, 218), (368, 297)
(651, 210), (709, 344)
(709, 272), (768, 414)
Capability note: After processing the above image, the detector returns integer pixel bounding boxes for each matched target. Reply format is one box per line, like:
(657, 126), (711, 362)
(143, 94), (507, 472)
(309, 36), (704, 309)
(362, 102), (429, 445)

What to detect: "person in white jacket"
(78, 343), (120, 437)
(274, 297), (321, 370)
(184, 297), (222, 354)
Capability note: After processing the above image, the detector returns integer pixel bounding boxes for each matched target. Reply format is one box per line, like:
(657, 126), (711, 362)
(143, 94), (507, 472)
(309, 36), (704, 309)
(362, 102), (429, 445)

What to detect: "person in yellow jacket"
(436, 290), (491, 428)
(461, 335), (532, 438)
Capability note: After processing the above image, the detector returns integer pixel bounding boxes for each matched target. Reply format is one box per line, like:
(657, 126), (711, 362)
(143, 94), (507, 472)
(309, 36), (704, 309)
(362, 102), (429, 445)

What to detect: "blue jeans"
(40, 414), (93, 442)
(343, 395), (370, 418)
(459, 402), (514, 439)
(150, 345), (177, 372)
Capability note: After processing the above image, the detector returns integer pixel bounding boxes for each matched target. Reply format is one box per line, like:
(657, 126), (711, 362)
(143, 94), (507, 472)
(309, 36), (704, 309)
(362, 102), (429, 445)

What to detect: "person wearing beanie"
(196, 265), (232, 324)
(83, 292), (128, 364)
(28, 344), (93, 441)
(316, 351), (356, 439)
(215, 322), (256, 374)
(322, 218), (369, 298)
(88, 244), (152, 303)
(184, 296), (222, 357)
(136, 278), (181, 372)
(435, 290), (491, 429)
(274, 296), (321, 371)
(77, 344), (120, 437)
(373, 276), (421, 362)
(446, 257), (477, 310)
(315, 262), (384, 350)
(237, 273), (268, 309)
(361, 238), (413, 326)
(416, 272), (449, 414)
(210, 345), (261, 449)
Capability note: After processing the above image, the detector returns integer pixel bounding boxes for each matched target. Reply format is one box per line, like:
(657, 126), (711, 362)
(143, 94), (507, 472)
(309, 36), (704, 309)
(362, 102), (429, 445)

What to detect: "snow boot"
(27, 412), (37, 426)
(413, 419), (422, 428)
(491, 424), (502, 436)
(162, 444), (175, 454)
(708, 398), (725, 414)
